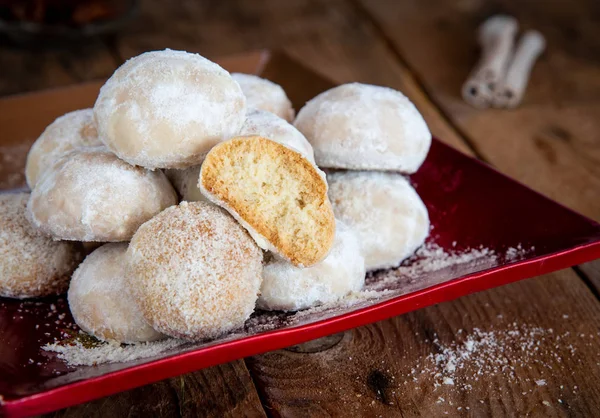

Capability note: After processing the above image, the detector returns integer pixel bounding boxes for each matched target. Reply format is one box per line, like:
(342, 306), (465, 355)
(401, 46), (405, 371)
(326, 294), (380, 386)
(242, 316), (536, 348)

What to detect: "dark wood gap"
(574, 264), (600, 301)
(243, 358), (275, 418)
(579, 260), (600, 296)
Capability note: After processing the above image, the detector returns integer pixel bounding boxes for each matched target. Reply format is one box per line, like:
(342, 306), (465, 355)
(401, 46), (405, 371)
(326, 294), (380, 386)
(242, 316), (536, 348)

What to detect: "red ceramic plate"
(1, 51), (600, 417)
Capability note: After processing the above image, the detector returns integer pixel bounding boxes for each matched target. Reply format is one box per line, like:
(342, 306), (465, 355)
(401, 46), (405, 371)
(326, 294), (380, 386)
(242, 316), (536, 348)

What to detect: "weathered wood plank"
(46, 361), (267, 418)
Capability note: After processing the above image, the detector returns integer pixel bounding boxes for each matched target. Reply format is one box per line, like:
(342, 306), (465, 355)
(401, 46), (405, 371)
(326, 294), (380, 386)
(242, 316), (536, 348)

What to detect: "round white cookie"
(128, 202), (263, 341)
(327, 171), (429, 271)
(240, 108), (315, 162)
(68, 243), (164, 343)
(258, 220), (365, 311)
(0, 192), (83, 299)
(28, 148), (177, 242)
(232, 73), (294, 122)
(294, 83), (431, 173)
(94, 49), (246, 169)
(25, 109), (102, 188)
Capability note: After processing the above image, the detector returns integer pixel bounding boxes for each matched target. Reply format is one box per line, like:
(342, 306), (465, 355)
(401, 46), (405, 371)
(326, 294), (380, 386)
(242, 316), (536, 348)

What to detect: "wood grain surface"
(1, 0), (599, 416)
(45, 361), (266, 418)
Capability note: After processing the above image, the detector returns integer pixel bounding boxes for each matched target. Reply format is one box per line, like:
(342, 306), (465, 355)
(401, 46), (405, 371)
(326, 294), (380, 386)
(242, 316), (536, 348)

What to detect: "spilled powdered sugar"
(392, 319), (598, 413)
(401, 321), (597, 394)
(367, 242), (498, 292)
(44, 338), (187, 366)
(423, 324), (551, 390)
(505, 243), (533, 261)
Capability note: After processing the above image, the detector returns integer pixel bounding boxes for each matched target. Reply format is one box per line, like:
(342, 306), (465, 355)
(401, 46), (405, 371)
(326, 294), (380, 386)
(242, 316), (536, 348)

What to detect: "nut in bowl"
(1, 50), (600, 416)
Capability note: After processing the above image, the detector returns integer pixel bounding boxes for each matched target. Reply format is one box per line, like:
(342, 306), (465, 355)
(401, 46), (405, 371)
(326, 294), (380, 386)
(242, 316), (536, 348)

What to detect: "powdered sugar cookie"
(25, 109), (102, 188)
(240, 108), (314, 162)
(327, 171), (429, 270)
(232, 73), (294, 122)
(200, 136), (335, 267)
(68, 243), (164, 343)
(128, 202), (262, 341)
(258, 220), (365, 311)
(0, 192), (83, 299)
(294, 83), (431, 173)
(28, 148), (177, 242)
(94, 49), (246, 169)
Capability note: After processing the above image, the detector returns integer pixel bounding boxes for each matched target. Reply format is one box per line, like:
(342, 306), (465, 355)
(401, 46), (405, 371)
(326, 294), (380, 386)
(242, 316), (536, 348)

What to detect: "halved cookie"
(199, 135), (335, 267)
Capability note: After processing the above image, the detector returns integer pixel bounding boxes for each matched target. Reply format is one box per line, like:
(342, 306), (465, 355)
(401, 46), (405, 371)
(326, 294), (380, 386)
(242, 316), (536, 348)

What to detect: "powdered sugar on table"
(44, 338), (188, 367)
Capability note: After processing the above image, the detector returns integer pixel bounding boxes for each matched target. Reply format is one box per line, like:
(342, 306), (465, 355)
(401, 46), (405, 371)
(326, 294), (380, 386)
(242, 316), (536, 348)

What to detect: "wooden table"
(2, 1), (599, 416)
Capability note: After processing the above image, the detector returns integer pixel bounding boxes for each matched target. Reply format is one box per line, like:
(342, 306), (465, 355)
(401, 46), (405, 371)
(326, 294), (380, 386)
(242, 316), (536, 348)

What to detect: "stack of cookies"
(0, 49), (431, 344)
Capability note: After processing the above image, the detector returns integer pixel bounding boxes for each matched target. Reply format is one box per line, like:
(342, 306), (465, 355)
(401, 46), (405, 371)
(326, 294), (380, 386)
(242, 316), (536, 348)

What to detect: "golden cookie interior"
(200, 135), (335, 267)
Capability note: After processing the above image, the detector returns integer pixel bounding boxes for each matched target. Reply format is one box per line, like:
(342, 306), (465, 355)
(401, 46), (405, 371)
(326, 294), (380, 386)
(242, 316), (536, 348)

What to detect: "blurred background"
(1, 0), (597, 102)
